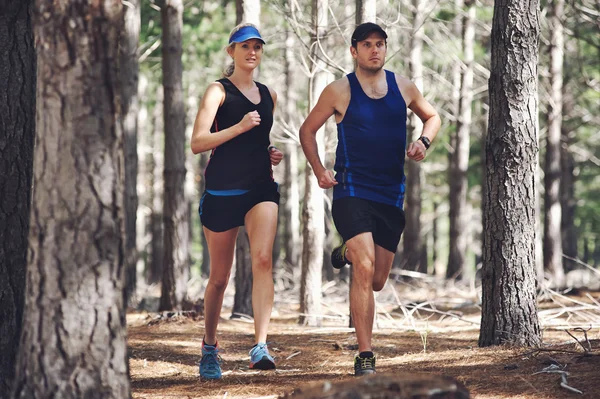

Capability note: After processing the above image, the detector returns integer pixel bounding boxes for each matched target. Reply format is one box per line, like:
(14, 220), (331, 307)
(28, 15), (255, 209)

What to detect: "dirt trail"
(128, 309), (600, 399)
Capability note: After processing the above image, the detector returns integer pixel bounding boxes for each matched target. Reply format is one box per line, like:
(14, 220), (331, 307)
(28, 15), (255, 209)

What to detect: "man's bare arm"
(299, 83), (339, 188)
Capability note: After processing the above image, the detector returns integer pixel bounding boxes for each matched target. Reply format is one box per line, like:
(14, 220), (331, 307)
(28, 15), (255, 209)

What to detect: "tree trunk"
(447, 0), (475, 280)
(355, 0), (376, 24)
(282, 373), (470, 398)
(543, 0), (565, 287)
(282, 26), (301, 274)
(560, 136), (577, 271)
(299, 0), (329, 327)
(160, 0), (189, 311)
(147, 87), (164, 285)
(12, 1), (130, 397)
(479, 0), (541, 347)
(236, 0), (260, 25)
(198, 152), (211, 277)
(233, 228), (254, 318)
(0, 1), (34, 394)
(403, 0), (425, 273)
(231, 0), (261, 319)
(121, 0), (141, 305)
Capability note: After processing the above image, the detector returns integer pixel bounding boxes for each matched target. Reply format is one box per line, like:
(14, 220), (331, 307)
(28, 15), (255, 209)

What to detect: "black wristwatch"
(418, 136), (431, 150)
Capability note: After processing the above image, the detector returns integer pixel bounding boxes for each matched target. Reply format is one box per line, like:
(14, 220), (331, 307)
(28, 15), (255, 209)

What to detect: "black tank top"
(204, 78), (274, 190)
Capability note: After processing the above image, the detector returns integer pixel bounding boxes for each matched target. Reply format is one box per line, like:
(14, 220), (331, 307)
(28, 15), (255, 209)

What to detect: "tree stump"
(281, 373), (470, 398)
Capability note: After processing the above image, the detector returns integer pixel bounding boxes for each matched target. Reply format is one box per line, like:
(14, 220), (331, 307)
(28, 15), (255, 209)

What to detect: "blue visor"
(229, 25), (266, 44)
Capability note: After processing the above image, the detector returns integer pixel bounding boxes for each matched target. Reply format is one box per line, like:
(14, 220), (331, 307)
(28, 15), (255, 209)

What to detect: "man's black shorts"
(332, 196), (405, 253)
(199, 181), (280, 232)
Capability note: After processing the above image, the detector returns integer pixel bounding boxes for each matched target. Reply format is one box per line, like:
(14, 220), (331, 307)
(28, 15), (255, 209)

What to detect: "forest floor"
(128, 279), (600, 399)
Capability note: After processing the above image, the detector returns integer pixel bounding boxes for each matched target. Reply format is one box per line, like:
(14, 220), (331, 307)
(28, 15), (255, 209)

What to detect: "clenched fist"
(238, 110), (261, 133)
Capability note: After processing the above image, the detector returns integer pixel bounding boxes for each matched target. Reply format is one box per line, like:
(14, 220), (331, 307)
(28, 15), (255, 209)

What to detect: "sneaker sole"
(250, 358), (276, 370)
(355, 369), (376, 376)
(200, 373), (222, 380)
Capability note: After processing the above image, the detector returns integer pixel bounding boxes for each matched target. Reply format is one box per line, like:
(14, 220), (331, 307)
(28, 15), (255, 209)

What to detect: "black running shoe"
(354, 354), (376, 376)
(331, 243), (350, 269)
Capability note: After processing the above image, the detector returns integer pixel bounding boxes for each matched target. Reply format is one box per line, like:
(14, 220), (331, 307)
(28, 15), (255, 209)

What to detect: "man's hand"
(268, 145), (283, 166)
(315, 169), (338, 189)
(407, 140), (426, 162)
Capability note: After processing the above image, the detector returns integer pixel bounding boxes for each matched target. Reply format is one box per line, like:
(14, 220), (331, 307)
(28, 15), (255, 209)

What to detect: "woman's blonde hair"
(223, 22), (261, 78)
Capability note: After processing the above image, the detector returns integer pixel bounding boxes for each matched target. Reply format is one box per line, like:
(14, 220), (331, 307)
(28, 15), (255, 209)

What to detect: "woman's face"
(230, 39), (263, 71)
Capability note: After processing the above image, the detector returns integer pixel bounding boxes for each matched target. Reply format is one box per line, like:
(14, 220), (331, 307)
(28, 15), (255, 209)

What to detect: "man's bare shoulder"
(392, 73), (415, 90)
(324, 76), (350, 96)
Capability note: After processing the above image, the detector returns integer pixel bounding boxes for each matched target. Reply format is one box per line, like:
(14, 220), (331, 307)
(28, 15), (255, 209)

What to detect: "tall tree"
(231, 0), (261, 318)
(160, 0), (189, 310)
(543, 0), (565, 286)
(403, 0), (425, 272)
(355, 0), (376, 25)
(11, 1), (130, 397)
(447, 0), (475, 280)
(300, 0), (329, 327)
(479, 0), (541, 347)
(147, 87), (164, 284)
(0, 0), (35, 394)
(282, 22), (301, 272)
(121, 0), (141, 303)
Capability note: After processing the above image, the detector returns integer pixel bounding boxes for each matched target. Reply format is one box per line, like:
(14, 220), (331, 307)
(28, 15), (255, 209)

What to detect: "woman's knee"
(208, 272), (230, 291)
(252, 251), (272, 273)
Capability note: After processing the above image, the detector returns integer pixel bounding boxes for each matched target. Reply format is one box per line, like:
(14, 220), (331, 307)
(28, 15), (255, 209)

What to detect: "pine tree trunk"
(232, 0), (261, 319)
(12, 1), (130, 397)
(282, 26), (301, 273)
(543, 0), (565, 286)
(447, 0), (475, 280)
(0, 1), (34, 394)
(198, 152), (211, 277)
(560, 139), (577, 271)
(300, 0), (329, 327)
(121, 0), (141, 304)
(403, 0), (425, 273)
(147, 87), (164, 285)
(233, 228), (254, 318)
(479, 0), (541, 347)
(160, 0), (189, 311)
(355, 0), (376, 24)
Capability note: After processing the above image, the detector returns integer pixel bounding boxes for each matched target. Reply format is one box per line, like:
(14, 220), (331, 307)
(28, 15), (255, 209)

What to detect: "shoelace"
(357, 357), (375, 369)
(250, 342), (269, 356)
(201, 350), (222, 372)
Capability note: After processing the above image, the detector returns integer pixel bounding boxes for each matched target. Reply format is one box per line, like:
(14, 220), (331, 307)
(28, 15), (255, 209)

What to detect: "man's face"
(351, 32), (387, 72)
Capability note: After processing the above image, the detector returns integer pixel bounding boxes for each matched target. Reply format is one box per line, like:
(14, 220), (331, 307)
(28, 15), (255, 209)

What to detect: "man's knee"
(372, 279), (386, 292)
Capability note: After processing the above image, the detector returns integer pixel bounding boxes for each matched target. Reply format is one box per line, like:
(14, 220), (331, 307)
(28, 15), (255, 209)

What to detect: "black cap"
(351, 22), (388, 47)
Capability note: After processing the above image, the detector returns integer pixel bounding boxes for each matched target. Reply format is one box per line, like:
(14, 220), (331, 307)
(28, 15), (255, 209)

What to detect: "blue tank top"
(333, 70), (407, 208)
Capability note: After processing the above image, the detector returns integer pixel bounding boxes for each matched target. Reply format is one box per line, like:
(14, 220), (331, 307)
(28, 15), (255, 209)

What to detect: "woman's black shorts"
(332, 196), (405, 253)
(199, 181), (280, 232)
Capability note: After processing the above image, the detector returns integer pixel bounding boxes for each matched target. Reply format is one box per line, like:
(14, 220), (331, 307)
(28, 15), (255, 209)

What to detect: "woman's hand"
(238, 110), (261, 133)
(268, 145), (283, 166)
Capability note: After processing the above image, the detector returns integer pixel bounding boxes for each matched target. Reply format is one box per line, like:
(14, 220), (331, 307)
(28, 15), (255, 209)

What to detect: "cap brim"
(230, 35), (266, 44)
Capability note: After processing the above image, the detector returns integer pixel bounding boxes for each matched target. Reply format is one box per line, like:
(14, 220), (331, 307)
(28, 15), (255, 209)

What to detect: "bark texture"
(231, 0), (261, 319)
(403, 0), (425, 273)
(0, 0), (35, 395)
(233, 228), (254, 318)
(355, 0), (376, 24)
(283, 373), (470, 398)
(479, 0), (541, 347)
(300, 0), (328, 327)
(160, 0), (189, 311)
(447, 0), (475, 280)
(12, 1), (130, 397)
(121, 0), (141, 303)
(543, 0), (565, 286)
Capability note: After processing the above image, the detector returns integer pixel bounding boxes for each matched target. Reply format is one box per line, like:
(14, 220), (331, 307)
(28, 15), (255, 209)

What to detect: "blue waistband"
(206, 189), (250, 196)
